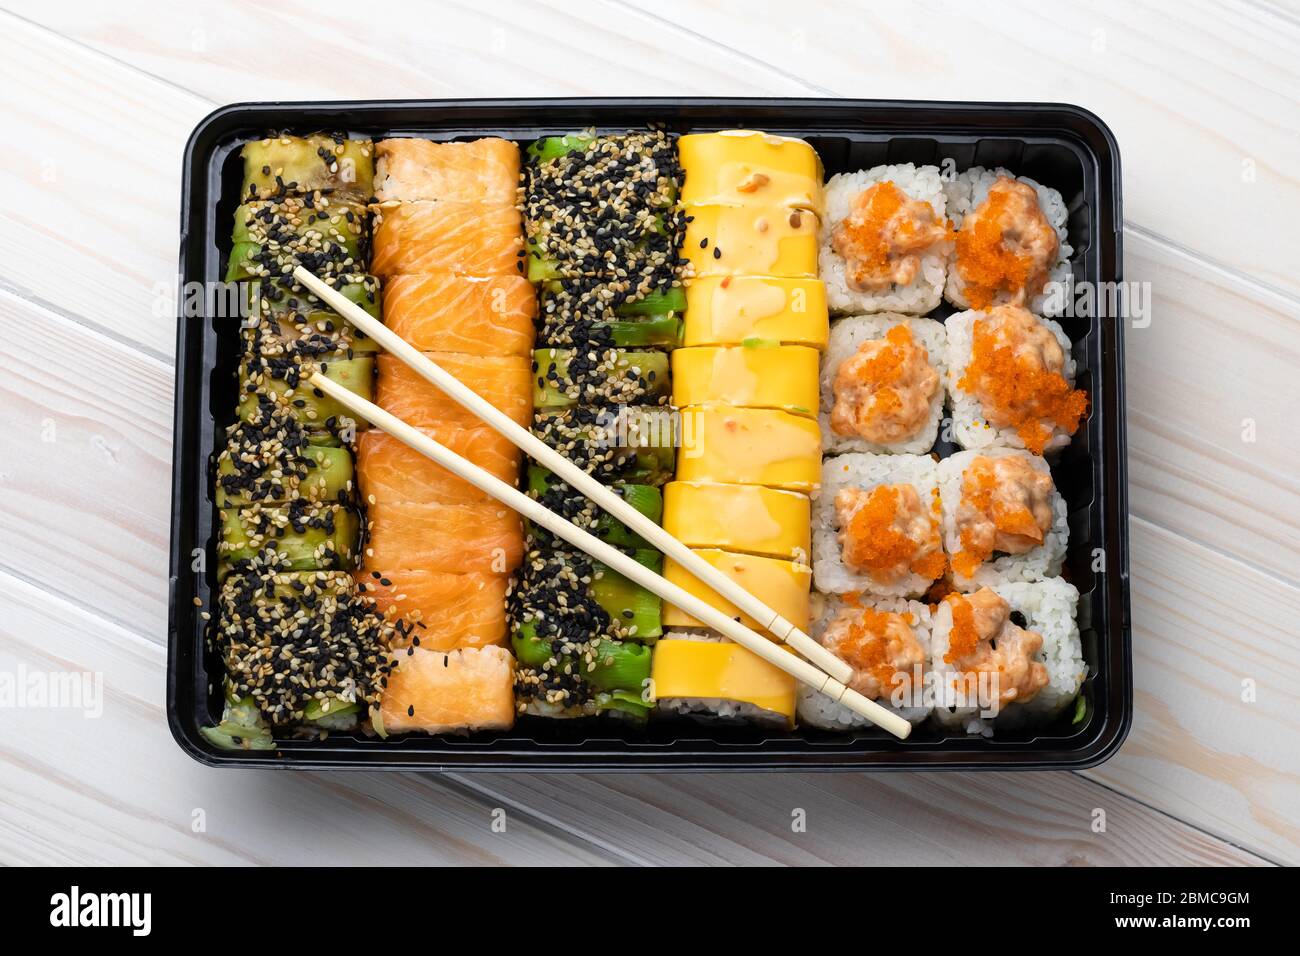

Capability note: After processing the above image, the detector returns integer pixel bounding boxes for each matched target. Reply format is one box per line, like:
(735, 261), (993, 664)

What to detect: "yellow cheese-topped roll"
(682, 276), (828, 349)
(662, 481), (810, 561)
(683, 204), (819, 278)
(677, 405), (821, 492)
(662, 548), (811, 632)
(672, 344), (819, 416)
(651, 639), (797, 726)
(678, 130), (824, 212)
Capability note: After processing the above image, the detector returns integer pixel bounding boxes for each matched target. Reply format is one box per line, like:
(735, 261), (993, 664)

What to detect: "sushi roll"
(938, 448), (1067, 589)
(524, 467), (663, 553)
(652, 632), (797, 728)
(662, 548), (811, 634)
(214, 569), (391, 733)
(377, 645), (516, 736)
(215, 404), (355, 508)
(240, 275), (382, 361)
(381, 274), (536, 357)
(356, 425), (521, 507)
(662, 481), (810, 561)
(532, 346), (672, 409)
(237, 352), (375, 432)
(532, 406), (678, 487)
(681, 276), (829, 349)
(819, 314), (946, 454)
(677, 130), (824, 211)
(239, 133), (374, 203)
(672, 343), (820, 416)
(944, 167), (1072, 315)
(535, 282), (685, 350)
(946, 305), (1088, 455)
(364, 500), (523, 575)
(217, 501), (360, 579)
(227, 194), (369, 283)
(676, 406), (822, 492)
(373, 137), (521, 205)
(819, 164), (953, 315)
(812, 453), (945, 598)
(358, 569), (509, 651)
(371, 200), (524, 277)
(682, 203), (819, 279)
(930, 580), (1086, 736)
(375, 352), (532, 429)
(797, 594), (932, 731)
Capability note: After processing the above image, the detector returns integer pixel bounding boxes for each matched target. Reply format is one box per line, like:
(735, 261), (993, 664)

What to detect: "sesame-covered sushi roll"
(946, 304), (1088, 455)
(532, 346), (672, 409)
(240, 275), (382, 361)
(531, 406), (678, 487)
(524, 466), (663, 554)
(681, 276), (828, 349)
(812, 453), (945, 598)
(930, 580), (1086, 736)
(227, 194), (369, 283)
(240, 133), (374, 203)
(217, 500), (361, 579)
(938, 448), (1067, 589)
(652, 632), (797, 728)
(797, 594), (932, 731)
(944, 167), (1072, 315)
(820, 164), (953, 315)
(819, 314), (946, 455)
(236, 352), (375, 433)
(215, 404), (355, 509)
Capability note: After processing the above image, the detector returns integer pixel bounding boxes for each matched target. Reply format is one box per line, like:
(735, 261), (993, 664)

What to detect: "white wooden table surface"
(2, 0), (1296, 867)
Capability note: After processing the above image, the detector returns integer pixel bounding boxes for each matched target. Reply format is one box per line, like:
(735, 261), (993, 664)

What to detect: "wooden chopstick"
(291, 265), (854, 685)
(306, 371), (912, 739)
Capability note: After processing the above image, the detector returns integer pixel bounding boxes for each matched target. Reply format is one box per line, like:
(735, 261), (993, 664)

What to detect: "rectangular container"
(169, 98), (1130, 771)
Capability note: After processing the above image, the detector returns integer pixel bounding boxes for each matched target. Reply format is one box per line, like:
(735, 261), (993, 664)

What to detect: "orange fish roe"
(957, 316), (1089, 454)
(832, 182), (952, 291)
(954, 179), (1057, 309)
(831, 325), (940, 444)
(838, 484), (945, 583)
(943, 593), (980, 664)
(826, 606), (923, 698)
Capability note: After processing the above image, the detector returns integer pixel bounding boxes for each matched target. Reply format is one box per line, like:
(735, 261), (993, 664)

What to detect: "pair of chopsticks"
(292, 266), (911, 739)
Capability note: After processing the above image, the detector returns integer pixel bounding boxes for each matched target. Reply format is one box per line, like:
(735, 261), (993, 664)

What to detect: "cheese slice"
(672, 344), (819, 416)
(651, 639), (797, 724)
(678, 130), (824, 212)
(662, 481), (810, 561)
(677, 405), (821, 492)
(662, 548), (811, 632)
(682, 204), (819, 278)
(682, 276), (828, 349)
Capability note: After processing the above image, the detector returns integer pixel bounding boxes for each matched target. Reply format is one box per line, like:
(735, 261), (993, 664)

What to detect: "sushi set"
(169, 99), (1130, 770)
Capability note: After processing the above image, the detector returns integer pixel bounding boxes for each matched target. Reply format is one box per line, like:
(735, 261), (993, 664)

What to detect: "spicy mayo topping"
(956, 305), (1088, 454)
(822, 604), (924, 701)
(952, 454), (1055, 578)
(942, 588), (1048, 707)
(835, 483), (945, 584)
(831, 324), (940, 444)
(954, 176), (1059, 308)
(831, 181), (952, 291)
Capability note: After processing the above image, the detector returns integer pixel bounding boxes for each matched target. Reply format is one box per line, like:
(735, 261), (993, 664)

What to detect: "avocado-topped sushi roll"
(227, 194), (369, 283)
(241, 275), (381, 360)
(946, 305), (1088, 455)
(217, 500), (361, 578)
(237, 352), (375, 433)
(820, 165), (953, 315)
(819, 315), (946, 454)
(213, 569), (392, 733)
(532, 406), (677, 487)
(797, 594), (932, 731)
(938, 448), (1067, 588)
(532, 346), (672, 409)
(525, 466), (662, 553)
(944, 167), (1071, 315)
(930, 579), (1085, 736)
(536, 281), (684, 349)
(652, 632), (796, 728)
(215, 403), (354, 508)
(240, 133), (374, 203)
(812, 453), (944, 599)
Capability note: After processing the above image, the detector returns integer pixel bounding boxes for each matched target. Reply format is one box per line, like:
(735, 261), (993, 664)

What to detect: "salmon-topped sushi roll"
(382, 273), (536, 357)
(375, 352), (532, 430)
(377, 645), (516, 735)
(373, 137), (521, 205)
(944, 167), (1072, 315)
(365, 500), (523, 575)
(357, 570), (509, 651)
(371, 201), (524, 277)
(356, 426), (521, 506)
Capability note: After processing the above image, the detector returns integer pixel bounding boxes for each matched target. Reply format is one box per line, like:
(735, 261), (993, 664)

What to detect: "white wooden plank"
(0, 571), (618, 865)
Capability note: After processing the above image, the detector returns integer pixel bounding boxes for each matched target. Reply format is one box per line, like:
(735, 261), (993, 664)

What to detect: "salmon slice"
(357, 427), (520, 506)
(376, 352), (532, 429)
(372, 201), (524, 277)
(357, 569), (508, 651)
(383, 274), (536, 357)
(374, 138), (520, 205)
(379, 645), (515, 734)
(366, 500), (523, 574)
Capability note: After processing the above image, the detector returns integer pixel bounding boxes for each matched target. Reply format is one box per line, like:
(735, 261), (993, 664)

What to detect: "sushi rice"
(819, 313), (948, 455)
(929, 578), (1086, 736)
(943, 166), (1073, 316)
(819, 164), (949, 315)
(797, 595), (933, 731)
(653, 630), (793, 728)
(945, 308), (1079, 454)
(937, 447), (1068, 589)
(812, 452), (940, 598)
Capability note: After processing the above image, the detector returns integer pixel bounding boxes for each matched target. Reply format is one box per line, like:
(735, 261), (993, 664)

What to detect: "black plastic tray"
(169, 97), (1130, 771)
